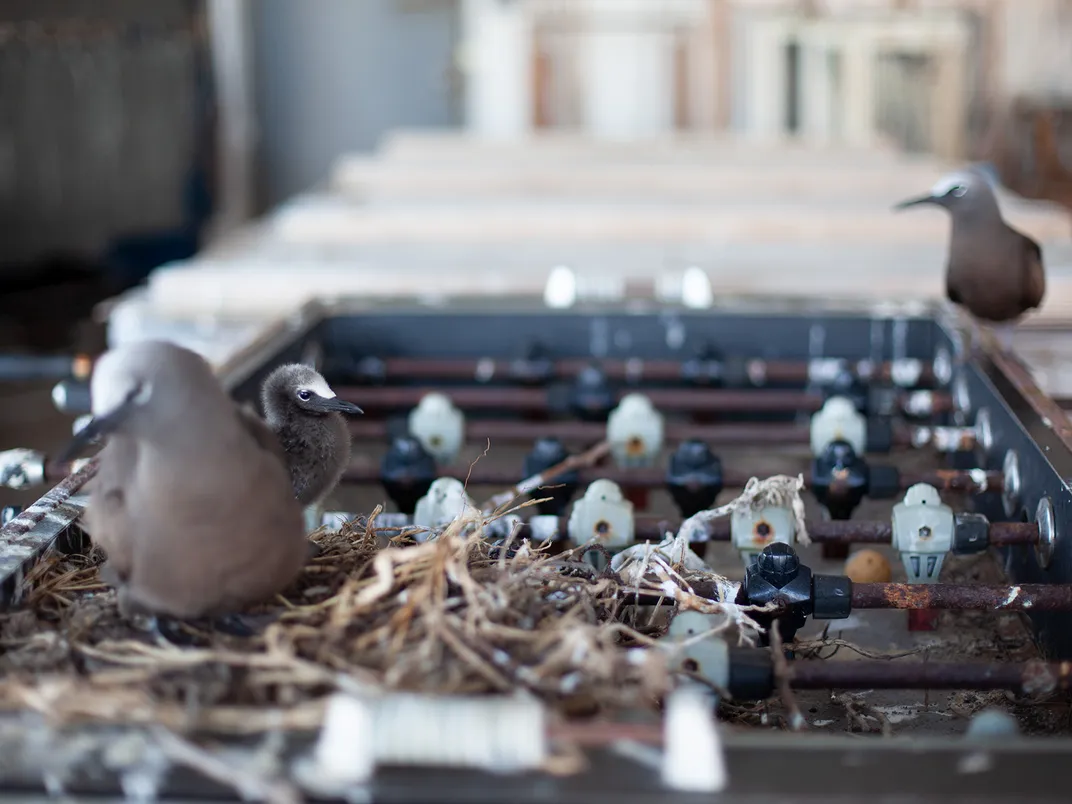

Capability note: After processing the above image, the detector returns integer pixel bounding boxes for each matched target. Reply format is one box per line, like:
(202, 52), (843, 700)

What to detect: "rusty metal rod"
(361, 357), (937, 386)
(852, 583), (1072, 612)
(508, 516), (1034, 547)
(348, 419), (917, 448)
(548, 660), (1071, 729)
(341, 463), (1005, 496)
(335, 385), (952, 415)
(348, 420), (974, 452)
(788, 658), (1072, 695)
(348, 418), (812, 445)
(0, 353), (94, 382)
(702, 518), (1032, 546)
(510, 516), (1035, 547)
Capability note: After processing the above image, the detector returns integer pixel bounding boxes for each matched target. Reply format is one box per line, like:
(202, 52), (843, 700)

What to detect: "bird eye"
(297, 389), (312, 401)
(951, 185), (966, 197)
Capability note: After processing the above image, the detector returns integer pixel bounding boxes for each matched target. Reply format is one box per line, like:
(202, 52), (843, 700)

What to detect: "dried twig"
(836, 693), (893, 737)
(481, 440), (612, 513)
(793, 638), (924, 662)
(768, 625), (805, 731)
(0, 507), (677, 731)
(676, 474), (809, 545)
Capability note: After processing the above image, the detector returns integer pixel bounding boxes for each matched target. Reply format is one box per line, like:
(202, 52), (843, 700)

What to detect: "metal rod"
(341, 464), (1005, 496)
(851, 583), (1072, 612)
(350, 419), (857, 447)
(335, 385), (952, 416)
(701, 517), (1031, 546)
(788, 658), (1072, 695)
(346, 420), (974, 452)
(547, 659), (1072, 713)
(353, 357), (937, 386)
(513, 517), (1035, 547)
(0, 354), (94, 382)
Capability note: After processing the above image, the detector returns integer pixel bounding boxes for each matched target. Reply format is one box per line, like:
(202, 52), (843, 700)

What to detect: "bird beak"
(308, 395), (364, 415)
(892, 193), (938, 211)
(57, 385), (142, 462)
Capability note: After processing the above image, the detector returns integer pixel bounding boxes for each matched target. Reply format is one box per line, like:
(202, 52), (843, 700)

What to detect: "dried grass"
(0, 501), (750, 735)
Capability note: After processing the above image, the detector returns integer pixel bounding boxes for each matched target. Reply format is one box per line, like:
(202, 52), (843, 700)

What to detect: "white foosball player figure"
(891, 483), (954, 583)
(607, 394), (664, 468)
(568, 480), (634, 570)
(408, 393), (464, 465)
(809, 396), (866, 457)
(731, 503), (796, 568)
(412, 477), (474, 540)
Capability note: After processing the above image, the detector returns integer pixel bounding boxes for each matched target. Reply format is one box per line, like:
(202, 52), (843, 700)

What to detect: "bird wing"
(127, 403), (307, 619)
(1020, 234), (1046, 311)
(234, 401), (288, 464)
(83, 437), (138, 580)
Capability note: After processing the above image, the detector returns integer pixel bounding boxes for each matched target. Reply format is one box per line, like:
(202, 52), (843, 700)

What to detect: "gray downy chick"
(260, 364), (364, 507)
(60, 340), (308, 625)
(893, 168), (1046, 347)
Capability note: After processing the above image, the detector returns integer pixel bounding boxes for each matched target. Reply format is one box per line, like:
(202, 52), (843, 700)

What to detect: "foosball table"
(1, 296), (1071, 803)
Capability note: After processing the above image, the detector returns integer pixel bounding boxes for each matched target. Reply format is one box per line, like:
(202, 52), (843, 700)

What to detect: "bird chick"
(260, 364), (364, 507)
(61, 340), (308, 624)
(893, 168), (1046, 349)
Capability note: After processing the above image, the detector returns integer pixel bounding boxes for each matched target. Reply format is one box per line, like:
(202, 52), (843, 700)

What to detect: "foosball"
(1, 296), (1072, 802)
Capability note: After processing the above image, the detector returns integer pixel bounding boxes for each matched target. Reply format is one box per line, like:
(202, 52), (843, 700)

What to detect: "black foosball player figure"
(734, 543), (812, 653)
(735, 542), (852, 653)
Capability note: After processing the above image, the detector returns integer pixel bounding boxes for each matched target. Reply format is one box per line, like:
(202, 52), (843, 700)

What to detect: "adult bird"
(893, 167), (1046, 349)
(61, 340), (308, 629)
(258, 363), (364, 507)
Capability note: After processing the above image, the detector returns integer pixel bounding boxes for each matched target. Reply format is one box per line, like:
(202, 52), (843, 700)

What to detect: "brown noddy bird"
(893, 168), (1046, 348)
(60, 341), (308, 628)
(259, 364), (364, 507)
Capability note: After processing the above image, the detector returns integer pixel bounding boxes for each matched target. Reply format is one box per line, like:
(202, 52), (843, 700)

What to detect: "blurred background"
(2, 0), (1072, 507)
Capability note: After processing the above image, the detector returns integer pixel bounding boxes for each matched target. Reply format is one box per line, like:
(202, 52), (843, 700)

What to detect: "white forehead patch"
(929, 173), (970, 197)
(89, 352), (152, 416)
(308, 375), (336, 399)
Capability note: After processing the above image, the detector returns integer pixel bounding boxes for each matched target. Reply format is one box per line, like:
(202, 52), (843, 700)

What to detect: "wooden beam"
(674, 29), (689, 130)
(205, 0), (255, 235)
(709, 0), (731, 130)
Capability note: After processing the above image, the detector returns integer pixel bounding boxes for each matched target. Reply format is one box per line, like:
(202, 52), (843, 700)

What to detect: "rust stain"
(752, 519), (774, 548)
(931, 469), (1001, 494)
(883, 584), (933, 609)
(593, 519), (612, 543)
(72, 354), (94, 380)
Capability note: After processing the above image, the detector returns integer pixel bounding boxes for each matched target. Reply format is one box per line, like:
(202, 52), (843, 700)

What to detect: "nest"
(0, 501), (752, 735)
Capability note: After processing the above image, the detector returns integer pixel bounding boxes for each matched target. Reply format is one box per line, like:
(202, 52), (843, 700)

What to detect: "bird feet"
(114, 584), (276, 645)
(143, 613), (260, 647)
(117, 586), (262, 645)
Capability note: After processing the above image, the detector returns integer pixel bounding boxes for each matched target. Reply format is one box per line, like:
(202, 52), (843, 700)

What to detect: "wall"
(0, 0), (199, 266)
(251, 0), (461, 211)
(1000, 0), (1072, 103)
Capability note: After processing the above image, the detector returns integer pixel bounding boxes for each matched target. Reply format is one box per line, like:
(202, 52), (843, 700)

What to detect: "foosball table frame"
(2, 296), (1072, 803)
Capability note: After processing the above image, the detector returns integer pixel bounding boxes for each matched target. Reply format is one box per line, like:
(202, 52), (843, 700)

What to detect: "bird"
(893, 167), (1046, 350)
(60, 340), (309, 630)
(258, 363), (364, 507)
